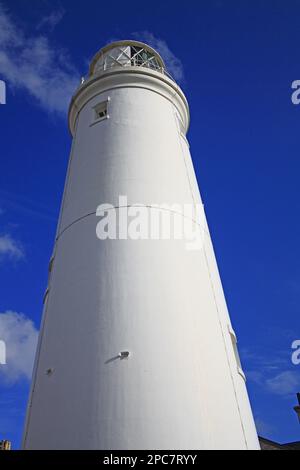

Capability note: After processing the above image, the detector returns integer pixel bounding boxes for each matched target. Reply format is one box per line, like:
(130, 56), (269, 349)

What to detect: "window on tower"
(92, 100), (108, 124)
(228, 325), (246, 381)
(97, 109), (107, 119)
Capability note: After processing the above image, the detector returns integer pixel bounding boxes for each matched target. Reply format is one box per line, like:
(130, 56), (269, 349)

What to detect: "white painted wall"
(23, 42), (260, 450)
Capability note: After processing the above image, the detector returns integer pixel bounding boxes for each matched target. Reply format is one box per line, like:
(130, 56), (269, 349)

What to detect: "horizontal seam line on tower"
(56, 205), (210, 242)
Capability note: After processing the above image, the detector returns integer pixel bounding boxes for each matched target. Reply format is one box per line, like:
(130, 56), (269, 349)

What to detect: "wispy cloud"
(0, 3), (79, 115)
(131, 31), (184, 83)
(0, 311), (38, 384)
(242, 346), (300, 397)
(0, 234), (24, 261)
(247, 369), (300, 396)
(36, 8), (65, 32)
(0, 189), (57, 223)
(265, 371), (300, 396)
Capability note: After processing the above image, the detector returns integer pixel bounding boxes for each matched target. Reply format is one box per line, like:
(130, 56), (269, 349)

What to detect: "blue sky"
(0, 0), (300, 448)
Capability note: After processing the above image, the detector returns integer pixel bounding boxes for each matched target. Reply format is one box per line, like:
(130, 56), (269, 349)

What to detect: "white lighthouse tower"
(23, 41), (260, 450)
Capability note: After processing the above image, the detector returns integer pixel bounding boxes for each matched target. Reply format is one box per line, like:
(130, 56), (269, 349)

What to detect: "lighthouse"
(22, 40), (260, 450)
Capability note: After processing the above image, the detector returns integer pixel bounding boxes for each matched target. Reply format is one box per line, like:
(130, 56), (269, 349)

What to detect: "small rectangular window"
(228, 325), (246, 380)
(175, 109), (185, 136)
(92, 100), (108, 124)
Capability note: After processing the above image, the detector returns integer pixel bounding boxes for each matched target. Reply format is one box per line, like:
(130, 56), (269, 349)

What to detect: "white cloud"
(242, 346), (300, 397)
(36, 8), (65, 32)
(0, 234), (24, 261)
(265, 371), (300, 396)
(0, 3), (79, 115)
(132, 31), (184, 83)
(246, 366), (300, 397)
(0, 311), (38, 384)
